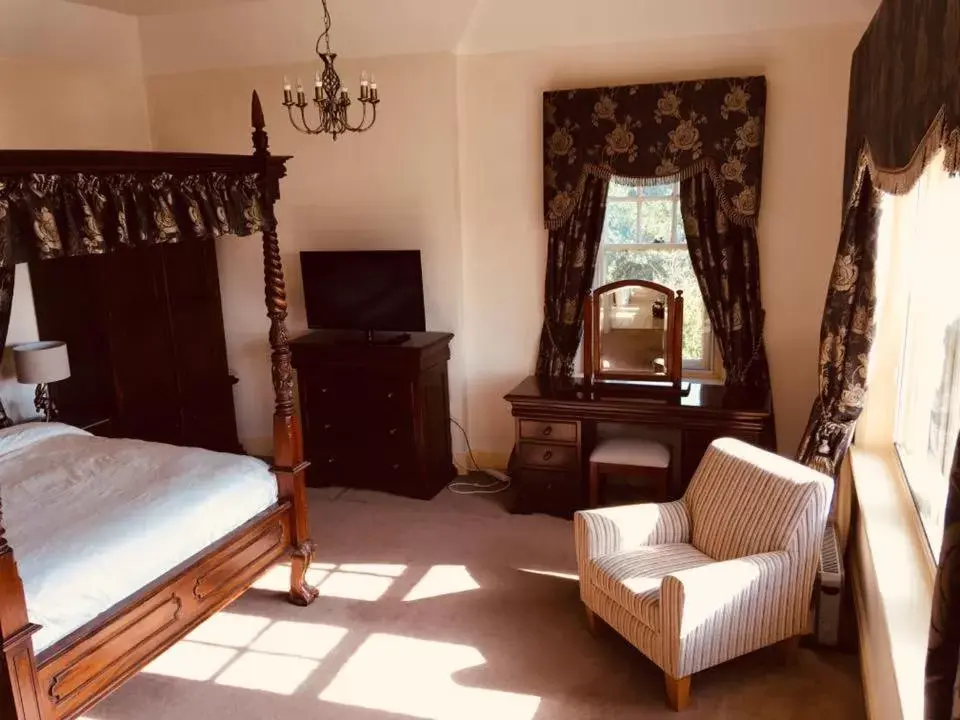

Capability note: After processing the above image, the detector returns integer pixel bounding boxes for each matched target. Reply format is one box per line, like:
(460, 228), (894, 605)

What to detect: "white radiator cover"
(816, 521), (844, 646)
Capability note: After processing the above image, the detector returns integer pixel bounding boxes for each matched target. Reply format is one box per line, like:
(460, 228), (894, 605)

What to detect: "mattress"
(0, 422), (279, 653)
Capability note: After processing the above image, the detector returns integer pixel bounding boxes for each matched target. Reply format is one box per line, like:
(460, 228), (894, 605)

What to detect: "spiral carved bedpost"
(252, 90), (318, 607)
(0, 496), (44, 720)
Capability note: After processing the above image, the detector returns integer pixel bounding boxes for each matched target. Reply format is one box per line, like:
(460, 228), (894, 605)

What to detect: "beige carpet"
(84, 485), (865, 720)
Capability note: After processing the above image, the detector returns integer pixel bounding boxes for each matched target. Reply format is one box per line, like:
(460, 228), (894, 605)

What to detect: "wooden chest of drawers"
(291, 330), (456, 500)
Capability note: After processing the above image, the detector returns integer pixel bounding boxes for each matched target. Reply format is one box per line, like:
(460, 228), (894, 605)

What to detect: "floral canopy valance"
(543, 75), (767, 229)
(0, 164), (264, 268)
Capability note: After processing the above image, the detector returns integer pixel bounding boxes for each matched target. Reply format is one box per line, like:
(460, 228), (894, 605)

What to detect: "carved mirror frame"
(583, 279), (684, 387)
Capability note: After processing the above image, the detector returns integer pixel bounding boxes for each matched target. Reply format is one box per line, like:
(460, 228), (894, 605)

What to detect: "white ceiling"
(39, 0), (881, 74)
(61, 0), (261, 14)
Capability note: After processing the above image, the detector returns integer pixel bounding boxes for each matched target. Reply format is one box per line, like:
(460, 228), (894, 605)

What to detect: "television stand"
(364, 330), (411, 345)
(290, 330), (456, 499)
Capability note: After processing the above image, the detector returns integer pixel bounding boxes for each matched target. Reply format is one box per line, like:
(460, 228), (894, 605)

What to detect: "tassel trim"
(546, 158), (759, 231)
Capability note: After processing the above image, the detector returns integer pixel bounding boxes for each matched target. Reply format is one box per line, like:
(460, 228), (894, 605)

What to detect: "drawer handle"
(327, 457), (336, 464)
(386, 391), (395, 399)
(320, 388), (329, 394)
(392, 463), (401, 471)
(388, 428), (398, 436)
(542, 426), (553, 436)
(323, 423), (332, 431)
(543, 450), (553, 462)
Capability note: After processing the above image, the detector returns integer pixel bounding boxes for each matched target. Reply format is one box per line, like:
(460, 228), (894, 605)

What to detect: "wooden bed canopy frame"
(0, 92), (319, 720)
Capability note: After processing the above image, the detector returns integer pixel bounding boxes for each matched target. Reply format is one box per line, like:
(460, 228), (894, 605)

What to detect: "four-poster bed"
(0, 92), (318, 720)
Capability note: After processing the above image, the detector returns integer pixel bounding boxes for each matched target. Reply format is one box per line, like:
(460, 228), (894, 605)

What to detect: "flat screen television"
(300, 250), (426, 336)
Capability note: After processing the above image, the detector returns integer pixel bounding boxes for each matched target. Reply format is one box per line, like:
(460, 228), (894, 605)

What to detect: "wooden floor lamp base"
(664, 673), (691, 712)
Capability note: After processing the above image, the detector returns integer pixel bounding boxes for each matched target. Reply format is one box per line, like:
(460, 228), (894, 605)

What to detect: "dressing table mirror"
(584, 280), (683, 389)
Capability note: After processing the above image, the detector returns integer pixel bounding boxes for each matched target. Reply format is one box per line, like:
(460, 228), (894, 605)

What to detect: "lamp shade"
(14, 341), (71, 384)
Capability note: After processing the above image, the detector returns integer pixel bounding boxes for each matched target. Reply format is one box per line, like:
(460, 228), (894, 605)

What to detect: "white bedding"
(0, 423), (279, 653)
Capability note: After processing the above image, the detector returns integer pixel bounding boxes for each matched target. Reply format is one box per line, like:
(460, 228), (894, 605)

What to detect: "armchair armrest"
(574, 500), (690, 563)
(659, 550), (796, 677)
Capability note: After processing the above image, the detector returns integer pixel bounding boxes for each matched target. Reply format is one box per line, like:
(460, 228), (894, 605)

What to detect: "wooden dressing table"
(504, 375), (775, 517)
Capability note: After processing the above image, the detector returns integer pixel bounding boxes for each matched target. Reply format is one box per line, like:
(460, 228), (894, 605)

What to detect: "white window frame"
(597, 182), (722, 382)
(857, 153), (958, 559)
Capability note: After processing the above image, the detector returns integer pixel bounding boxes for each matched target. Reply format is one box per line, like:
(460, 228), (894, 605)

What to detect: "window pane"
(639, 200), (673, 244)
(603, 248), (706, 362)
(641, 184), (676, 198)
(603, 201), (639, 244)
(609, 180), (639, 197)
(893, 158), (960, 556)
(675, 207), (687, 244)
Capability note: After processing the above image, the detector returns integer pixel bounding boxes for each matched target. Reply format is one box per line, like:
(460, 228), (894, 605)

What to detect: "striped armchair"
(574, 438), (833, 711)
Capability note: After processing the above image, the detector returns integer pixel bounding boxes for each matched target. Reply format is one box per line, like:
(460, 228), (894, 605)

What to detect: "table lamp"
(14, 341), (71, 422)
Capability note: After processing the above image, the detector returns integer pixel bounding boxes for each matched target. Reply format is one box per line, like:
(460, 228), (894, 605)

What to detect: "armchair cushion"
(589, 543), (714, 630)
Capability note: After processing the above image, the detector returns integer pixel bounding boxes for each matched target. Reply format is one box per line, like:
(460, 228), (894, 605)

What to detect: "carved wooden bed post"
(251, 91), (319, 607)
(0, 501), (43, 720)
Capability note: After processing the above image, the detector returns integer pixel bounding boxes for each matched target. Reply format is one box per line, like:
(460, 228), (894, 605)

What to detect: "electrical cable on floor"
(447, 418), (511, 495)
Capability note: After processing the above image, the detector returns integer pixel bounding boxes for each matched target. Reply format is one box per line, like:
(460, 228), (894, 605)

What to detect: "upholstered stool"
(588, 437), (671, 507)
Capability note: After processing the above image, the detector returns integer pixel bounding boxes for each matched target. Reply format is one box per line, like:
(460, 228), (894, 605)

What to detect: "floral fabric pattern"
(681, 172), (771, 390)
(0, 171), (262, 268)
(544, 76), (766, 230)
(536, 173), (608, 377)
(0, 169), (264, 422)
(796, 171), (882, 477)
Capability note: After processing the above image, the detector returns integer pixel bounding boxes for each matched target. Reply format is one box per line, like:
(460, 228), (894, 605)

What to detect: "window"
(889, 158), (960, 556)
(598, 180), (717, 376)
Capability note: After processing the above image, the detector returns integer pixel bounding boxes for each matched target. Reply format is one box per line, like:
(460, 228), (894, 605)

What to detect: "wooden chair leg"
(584, 606), (598, 634)
(588, 463), (601, 508)
(664, 673), (691, 712)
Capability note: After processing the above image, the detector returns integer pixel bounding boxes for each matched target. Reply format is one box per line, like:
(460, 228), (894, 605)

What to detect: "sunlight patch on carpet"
(185, 611), (272, 647)
(320, 633), (541, 719)
(215, 652), (319, 695)
(403, 565), (481, 602)
(337, 563), (408, 577)
(250, 620), (348, 660)
(141, 640), (238, 681)
(251, 562), (334, 592)
(517, 568), (579, 581)
(318, 570), (395, 601)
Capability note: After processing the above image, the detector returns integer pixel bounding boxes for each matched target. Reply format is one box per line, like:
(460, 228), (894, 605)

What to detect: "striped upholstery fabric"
(575, 438), (833, 680)
(589, 544), (714, 629)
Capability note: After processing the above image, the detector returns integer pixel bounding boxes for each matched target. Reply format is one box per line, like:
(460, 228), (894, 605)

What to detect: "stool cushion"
(590, 437), (670, 469)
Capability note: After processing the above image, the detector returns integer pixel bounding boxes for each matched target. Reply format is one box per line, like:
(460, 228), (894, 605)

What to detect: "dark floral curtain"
(536, 172), (608, 376)
(0, 169), (265, 422)
(787, 0), (960, 714)
(927, 434), (960, 719)
(680, 172), (770, 388)
(539, 76), (770, 383)
(795, 169), (882, 476)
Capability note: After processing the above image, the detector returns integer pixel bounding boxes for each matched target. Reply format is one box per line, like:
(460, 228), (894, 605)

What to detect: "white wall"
(146, 54), (464, 455)
(0, 2), (151, 420)
(457, 24), (863, 456)
(3, 0), (868, 461)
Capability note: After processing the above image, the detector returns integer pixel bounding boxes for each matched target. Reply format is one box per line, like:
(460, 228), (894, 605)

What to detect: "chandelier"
(282, 0), (379, 139)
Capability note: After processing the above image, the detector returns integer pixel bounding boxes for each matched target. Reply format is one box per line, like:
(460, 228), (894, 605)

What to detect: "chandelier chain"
(316, 0), (333, 57)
